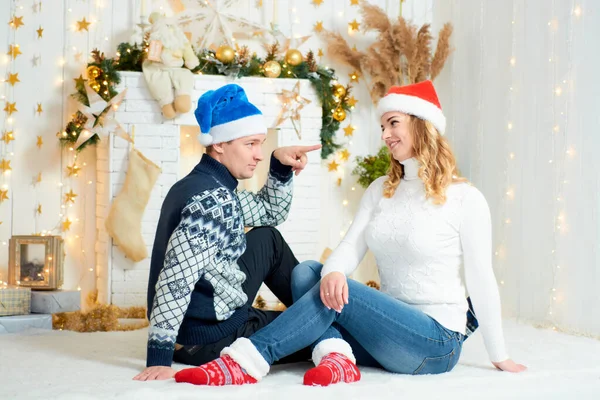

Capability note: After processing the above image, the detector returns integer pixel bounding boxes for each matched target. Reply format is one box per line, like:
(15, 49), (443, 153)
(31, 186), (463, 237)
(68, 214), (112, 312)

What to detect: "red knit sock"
(175, 355), (257, 386)
(303, 352), (361, 386)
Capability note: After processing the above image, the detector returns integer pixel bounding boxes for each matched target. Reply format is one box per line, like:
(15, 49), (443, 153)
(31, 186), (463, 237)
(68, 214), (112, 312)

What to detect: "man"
(133, 83), (320, 380)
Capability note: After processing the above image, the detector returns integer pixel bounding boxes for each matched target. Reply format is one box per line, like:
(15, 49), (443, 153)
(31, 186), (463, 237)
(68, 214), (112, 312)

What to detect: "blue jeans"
(249, 261), (464, 375)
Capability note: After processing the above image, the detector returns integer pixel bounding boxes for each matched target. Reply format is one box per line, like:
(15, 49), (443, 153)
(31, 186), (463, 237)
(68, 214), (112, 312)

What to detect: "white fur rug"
(1, 320), (599, 399)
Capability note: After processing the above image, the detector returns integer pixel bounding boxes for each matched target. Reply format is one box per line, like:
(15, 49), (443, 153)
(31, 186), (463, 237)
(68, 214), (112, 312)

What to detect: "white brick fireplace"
(96, 72), (323, 307)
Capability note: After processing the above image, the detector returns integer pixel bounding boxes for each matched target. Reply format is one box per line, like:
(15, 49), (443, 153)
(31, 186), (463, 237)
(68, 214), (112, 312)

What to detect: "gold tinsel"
(52, 290), (149, 332)
(366, 280), (381, 290)
(253, 295), (267, 309)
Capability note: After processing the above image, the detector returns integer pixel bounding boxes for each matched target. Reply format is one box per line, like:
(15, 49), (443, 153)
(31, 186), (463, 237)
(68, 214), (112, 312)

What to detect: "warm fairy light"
(505, 188), (515, 200)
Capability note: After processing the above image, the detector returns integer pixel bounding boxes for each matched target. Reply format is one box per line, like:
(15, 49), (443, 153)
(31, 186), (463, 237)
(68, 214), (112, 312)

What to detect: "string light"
(1, 0), (18, 280)
(495, 1), (520, 301)
(545, 1), (578, 329)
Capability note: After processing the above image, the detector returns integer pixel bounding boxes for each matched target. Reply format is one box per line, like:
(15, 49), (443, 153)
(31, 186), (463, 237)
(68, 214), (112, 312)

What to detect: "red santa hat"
(377, 80), (446, 135)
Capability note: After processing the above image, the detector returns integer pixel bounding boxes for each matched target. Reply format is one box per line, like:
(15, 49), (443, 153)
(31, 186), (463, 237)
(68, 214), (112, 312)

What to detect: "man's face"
(216, 134), (267, 179)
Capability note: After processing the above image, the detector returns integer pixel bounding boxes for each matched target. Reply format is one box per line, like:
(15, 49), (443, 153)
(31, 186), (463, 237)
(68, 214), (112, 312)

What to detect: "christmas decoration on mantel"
(59, 50), (128, 152)
(59, 41), (353, 158)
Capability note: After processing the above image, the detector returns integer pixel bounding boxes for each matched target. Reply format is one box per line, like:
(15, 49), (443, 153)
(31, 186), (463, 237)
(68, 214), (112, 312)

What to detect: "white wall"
(433, 0), (600, 336)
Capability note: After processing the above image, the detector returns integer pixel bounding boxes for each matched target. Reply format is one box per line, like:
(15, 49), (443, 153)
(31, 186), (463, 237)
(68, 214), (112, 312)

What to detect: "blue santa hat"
(195, 84), (267, 146)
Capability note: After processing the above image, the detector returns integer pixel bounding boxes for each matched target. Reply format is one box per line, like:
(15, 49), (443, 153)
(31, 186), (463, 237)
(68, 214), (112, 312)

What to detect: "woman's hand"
(492, 359), (527, 373)
(320, 272), (348, 312)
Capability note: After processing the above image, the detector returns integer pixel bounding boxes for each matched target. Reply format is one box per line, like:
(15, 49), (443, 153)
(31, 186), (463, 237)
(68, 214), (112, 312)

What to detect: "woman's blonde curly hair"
(383, 116), (467, 204)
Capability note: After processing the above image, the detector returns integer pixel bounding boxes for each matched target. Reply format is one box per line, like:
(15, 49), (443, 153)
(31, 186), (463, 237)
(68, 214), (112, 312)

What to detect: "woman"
(173, 80), (527, 387)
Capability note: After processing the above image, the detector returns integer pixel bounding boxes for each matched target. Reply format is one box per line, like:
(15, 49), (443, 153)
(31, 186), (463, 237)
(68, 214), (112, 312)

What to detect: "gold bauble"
(216, 45), (235, 63)
(91, 81), (101, 92)
(263, 60), (282, 78)
(87, 65), (101, 79)
(333, 107), (346, 122)
(333, 84), (346, 99)
(284, 49), (303, 66)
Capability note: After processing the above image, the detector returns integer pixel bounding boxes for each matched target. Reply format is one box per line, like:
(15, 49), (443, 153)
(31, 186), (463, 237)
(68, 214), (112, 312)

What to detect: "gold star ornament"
(36, 103), (43, 114)
(328, 160), (340, 172)
(74, 74), (86, 87)
(65, 189), (77, 204)
(0, 159), (11, 174)
(339, 149), (351, 162)
(314, 21), (323, 33)
(7, 73), (20, 86)
(346, 96), (358, 107)
(9, 16), (24, 30)
(350, 0), (360, 5)
(67, 163), (81, 177)
(62, 218), (72, 231)
(0, 189), (8, 203)
(2, 131), (14, 144)
(36, 26), (44, 38)
(37, 204), (42, 214)
(4, 102), (17, 116)
(8, 44), (22, 59)
(274, 81), (312, 140)
(36, 136), (43, 148)
(312, 0), (324, 6)
(77, 18), (91, 32)
(349, 19), (360, 31)
(343, 125), (355, 137)
(349, 71), (360, 83)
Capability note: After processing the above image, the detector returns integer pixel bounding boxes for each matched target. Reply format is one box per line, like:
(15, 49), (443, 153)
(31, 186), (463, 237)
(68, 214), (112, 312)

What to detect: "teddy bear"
(142, 12), (200, 119)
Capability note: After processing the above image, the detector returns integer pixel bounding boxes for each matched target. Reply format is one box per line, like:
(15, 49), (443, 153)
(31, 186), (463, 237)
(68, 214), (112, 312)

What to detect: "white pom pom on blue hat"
(195, 84), (267, 146)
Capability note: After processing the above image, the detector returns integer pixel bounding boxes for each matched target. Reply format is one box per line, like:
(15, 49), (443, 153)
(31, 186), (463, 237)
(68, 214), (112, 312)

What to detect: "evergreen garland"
(60, 42), (354, 158)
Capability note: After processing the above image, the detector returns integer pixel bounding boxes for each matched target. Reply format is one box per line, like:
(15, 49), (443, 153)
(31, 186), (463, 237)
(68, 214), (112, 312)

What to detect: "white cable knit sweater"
(322, 158), (508, 362)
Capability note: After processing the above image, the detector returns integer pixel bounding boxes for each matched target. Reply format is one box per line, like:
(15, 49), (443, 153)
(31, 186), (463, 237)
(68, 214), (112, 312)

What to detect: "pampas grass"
(321, 3), (453, 102)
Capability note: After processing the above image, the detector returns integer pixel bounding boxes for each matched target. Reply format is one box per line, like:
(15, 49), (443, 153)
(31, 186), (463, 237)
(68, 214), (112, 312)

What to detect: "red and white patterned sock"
(174, 355), (257, 386)
(304, 352), (361, 386)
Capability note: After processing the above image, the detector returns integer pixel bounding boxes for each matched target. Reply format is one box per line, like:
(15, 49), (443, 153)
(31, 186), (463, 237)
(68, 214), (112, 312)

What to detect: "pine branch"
(305, 50), (317, 72)
(264, 42), (280, 62)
